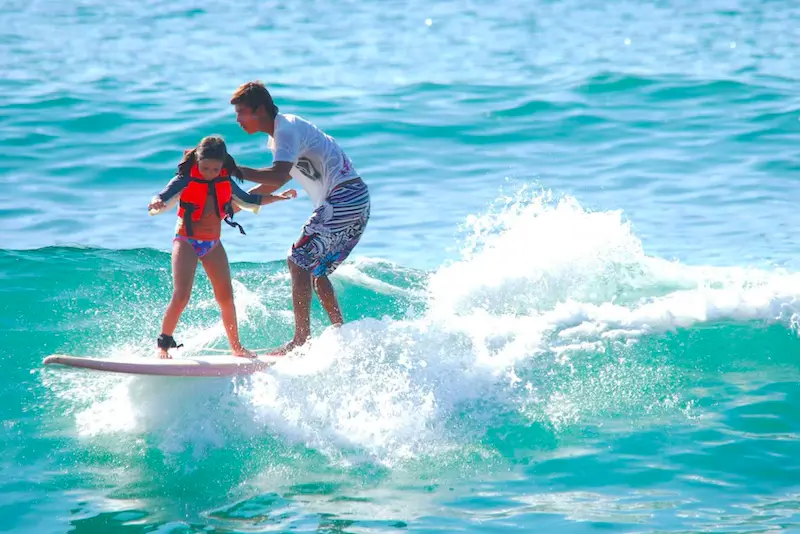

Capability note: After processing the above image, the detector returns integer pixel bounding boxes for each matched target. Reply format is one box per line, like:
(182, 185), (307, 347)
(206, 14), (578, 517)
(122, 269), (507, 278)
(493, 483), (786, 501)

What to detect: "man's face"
(234, 103), (259, 134)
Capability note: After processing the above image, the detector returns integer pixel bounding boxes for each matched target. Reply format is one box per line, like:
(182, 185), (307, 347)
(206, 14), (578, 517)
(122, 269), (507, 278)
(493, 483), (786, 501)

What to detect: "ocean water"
(3, 0), (800, 532)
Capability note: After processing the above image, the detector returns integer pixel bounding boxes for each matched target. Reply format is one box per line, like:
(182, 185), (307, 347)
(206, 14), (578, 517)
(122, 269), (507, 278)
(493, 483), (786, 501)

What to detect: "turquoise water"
(4, 0), (800, 532)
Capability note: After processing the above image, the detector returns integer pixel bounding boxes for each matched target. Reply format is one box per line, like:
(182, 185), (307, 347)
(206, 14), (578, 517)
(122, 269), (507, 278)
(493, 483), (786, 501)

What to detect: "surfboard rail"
(42, 353), (279, 377)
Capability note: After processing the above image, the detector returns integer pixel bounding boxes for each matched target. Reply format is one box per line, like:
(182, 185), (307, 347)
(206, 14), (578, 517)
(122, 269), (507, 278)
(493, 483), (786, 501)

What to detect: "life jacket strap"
(224, 216), (246, 235)
(222, 200), (246, 235)
(179, 201), (196, 237)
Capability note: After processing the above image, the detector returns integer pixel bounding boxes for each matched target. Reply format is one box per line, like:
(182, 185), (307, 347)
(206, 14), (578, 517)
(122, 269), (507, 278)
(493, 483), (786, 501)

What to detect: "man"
(230, 81), (371, 355)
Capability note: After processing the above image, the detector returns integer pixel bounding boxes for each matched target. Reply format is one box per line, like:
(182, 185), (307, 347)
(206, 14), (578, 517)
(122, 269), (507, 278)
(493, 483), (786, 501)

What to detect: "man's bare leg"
(313, 275), (343, 326)
(268, 259), (313, 355)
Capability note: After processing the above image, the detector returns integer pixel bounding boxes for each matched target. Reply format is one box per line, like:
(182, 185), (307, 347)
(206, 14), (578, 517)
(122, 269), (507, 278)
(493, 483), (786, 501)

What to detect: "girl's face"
(197, 158), (224, 179)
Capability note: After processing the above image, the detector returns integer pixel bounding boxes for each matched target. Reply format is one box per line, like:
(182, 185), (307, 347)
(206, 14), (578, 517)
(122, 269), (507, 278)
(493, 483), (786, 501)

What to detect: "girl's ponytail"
(177, 148), (197, 176)
(223, 153), (244, 183)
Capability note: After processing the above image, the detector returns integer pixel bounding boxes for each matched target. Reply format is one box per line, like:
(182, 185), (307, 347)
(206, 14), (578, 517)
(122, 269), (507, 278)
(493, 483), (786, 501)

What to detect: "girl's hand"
(149, 197), (166, 213)
(280, 189), (297, 200)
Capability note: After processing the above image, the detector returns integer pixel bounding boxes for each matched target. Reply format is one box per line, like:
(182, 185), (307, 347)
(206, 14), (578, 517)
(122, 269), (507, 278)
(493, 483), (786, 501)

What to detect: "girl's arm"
(149, 174), (190, 215)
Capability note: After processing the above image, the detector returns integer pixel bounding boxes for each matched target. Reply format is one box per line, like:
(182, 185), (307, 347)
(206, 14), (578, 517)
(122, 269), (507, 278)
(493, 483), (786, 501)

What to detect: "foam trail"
(45, 187), (800, 470)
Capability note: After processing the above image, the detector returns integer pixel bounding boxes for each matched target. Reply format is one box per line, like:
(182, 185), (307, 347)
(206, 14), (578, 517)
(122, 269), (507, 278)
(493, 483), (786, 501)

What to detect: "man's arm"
(239, 161), (294, 192)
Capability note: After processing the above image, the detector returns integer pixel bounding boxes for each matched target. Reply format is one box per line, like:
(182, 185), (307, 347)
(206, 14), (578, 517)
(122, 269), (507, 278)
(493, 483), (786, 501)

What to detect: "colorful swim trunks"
(174, 235), (220, 258)
(290, 179), (370, 277)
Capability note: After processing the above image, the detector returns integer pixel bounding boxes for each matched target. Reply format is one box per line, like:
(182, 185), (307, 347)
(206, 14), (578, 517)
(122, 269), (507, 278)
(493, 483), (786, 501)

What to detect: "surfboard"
(42, 353), (280, 377)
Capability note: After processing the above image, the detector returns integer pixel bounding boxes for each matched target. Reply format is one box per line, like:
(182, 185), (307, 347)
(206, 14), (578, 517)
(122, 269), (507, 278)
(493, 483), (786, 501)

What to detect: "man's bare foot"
(159, 349), (171, 359)
(267, 338), (306, 356)
(232, 346), (257, 358)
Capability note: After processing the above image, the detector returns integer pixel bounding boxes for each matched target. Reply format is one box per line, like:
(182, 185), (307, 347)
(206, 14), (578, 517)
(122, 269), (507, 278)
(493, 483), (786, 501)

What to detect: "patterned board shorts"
(289, 179), (370, 277)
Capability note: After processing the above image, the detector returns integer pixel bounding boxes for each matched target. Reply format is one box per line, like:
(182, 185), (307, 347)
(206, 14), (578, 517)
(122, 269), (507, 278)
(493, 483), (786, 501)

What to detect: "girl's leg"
(200, 243), (254, 357)
(159, 238), (198, 358)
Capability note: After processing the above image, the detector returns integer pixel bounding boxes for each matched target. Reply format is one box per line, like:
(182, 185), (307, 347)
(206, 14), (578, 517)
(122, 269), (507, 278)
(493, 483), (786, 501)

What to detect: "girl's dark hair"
(177, 135), (244, 182)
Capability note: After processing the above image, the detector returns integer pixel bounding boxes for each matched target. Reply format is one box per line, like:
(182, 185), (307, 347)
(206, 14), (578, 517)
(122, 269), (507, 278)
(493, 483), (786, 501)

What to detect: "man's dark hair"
(230, 80), (279, 119)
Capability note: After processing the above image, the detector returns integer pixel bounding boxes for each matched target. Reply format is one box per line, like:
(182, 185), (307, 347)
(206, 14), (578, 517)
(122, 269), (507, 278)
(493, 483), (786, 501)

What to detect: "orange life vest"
(177, 164), (245, 237)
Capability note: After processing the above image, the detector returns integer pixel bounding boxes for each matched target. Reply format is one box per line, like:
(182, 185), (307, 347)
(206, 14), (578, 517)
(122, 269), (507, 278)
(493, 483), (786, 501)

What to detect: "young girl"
(148, 135), (296, 358)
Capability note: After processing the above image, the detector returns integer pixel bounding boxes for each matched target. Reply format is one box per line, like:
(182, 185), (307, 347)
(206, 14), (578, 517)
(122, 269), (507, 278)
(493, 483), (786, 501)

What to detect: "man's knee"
(287, 256), (312, 280)
(312, 274), (331, 292)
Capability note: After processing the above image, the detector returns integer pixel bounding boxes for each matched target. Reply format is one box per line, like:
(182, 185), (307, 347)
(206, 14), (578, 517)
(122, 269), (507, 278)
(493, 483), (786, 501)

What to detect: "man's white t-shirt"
(268, 113), (360, 208)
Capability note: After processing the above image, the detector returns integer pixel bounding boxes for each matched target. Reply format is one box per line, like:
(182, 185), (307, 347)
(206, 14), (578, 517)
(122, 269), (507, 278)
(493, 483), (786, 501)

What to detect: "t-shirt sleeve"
(272, 119), (301, 164)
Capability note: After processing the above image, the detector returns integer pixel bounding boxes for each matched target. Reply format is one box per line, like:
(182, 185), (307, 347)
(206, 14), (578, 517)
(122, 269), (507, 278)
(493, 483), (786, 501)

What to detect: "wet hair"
(230, 80), (279, 119)
(177, 135), (243, 182)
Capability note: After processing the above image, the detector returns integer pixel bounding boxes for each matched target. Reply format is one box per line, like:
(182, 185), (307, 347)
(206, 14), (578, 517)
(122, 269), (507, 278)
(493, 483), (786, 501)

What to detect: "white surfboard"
(42, 353), (281, 377)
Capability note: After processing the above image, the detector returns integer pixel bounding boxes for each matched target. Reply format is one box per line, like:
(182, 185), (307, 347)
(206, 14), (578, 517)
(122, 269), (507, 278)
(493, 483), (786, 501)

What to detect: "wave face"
(3, 188), (799, 531)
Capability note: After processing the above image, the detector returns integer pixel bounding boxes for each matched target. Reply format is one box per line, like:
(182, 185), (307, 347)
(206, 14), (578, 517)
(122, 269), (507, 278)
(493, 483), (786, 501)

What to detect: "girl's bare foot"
(159, 349), (171, 359)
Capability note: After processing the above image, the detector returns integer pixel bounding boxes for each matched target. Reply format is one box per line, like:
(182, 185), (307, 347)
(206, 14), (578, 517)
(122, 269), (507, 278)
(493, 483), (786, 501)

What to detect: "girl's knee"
(171, 292), (191, 309)
(213, 284), (234, 304)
